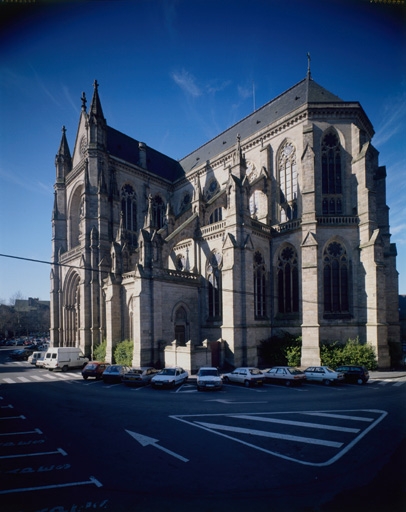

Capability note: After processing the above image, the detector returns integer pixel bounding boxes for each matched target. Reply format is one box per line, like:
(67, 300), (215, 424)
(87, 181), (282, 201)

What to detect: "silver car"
(304, 366), (344, 385)
(222, 367), (264, 387)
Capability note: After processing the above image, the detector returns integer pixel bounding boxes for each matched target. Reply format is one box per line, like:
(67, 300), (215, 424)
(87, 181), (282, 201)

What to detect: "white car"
(151, 367), (188, 388)
(196, 367), (223, 391)
(27, 351), (46, 365)
(222, 367), (264, 387)
(304, 366), (344, 385)
(263, 366), (306, 386)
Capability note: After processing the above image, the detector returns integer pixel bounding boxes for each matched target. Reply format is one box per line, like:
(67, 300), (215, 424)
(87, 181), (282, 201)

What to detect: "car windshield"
(128, 369), (142, 375)
(199, 370), (218, 377)
(86, 364), (97, 370)
(107, 366), (121, 372)
(324, 367), (335, 373)
(159, 369), (176, 375)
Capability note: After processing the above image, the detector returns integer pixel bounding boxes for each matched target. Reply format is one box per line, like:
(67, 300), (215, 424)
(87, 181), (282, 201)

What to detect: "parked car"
(102, 365), (131, 383)
(304, 366), (344, 385)
(263, 366), (306, 386)
(335, 365), (369, 385)
(122, 367), (158, 386)
(222, 367), (264, 387)
(82, 361), (109, 380)
(27, 351), (46, 365)
(36, 355), (47, 368)
(196, 367), (223, 391)
(151, 367), (188, 388)
(10, 348), (35, 361)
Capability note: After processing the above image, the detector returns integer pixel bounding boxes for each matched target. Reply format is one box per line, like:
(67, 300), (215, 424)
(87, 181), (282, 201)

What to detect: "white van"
(27, 351), (46, 365)
(43, 347), (89, 372)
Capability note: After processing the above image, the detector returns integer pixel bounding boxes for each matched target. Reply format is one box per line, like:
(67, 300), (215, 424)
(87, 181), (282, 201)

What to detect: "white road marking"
(125, 429), (189, 462)
(0, 428), (42, 436)
(17, 377), (30, 383)
(301, 412), (374, 422)
(231, 414), (360, 433)
(0, 447), (67, 459)
(194, 421), (343, 448)
(0, 475), (102, 495)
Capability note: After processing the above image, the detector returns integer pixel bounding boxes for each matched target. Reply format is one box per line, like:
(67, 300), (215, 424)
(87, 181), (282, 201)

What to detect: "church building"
(50, 71), (400, 370)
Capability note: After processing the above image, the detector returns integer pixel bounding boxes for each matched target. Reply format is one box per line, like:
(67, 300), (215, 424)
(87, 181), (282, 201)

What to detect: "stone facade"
(50, 75), (400, 370)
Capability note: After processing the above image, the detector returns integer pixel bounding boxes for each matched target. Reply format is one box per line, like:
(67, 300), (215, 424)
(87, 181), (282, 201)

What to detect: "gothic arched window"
(278, 142), (298, 223)
(152, 195), (165, 229)
(207, 251), (222, 320)
(277, 245), (299, 314)
(323, 241), (349, 315)
(121, 185), (137, 244)
(321, 131), (342, 215)
(254, 252), (266, 318)
(209, 207), (223, 224)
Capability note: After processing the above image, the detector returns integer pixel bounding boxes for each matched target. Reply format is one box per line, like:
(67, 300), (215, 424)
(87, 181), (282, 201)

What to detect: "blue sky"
(0, 0), (405, 303)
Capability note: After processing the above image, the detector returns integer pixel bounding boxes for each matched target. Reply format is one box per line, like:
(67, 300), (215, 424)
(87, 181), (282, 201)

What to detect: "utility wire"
(0, 253), (389, 313)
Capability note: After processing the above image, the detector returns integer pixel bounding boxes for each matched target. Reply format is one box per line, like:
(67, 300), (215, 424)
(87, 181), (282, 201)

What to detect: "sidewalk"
(369, 369), (406, 380)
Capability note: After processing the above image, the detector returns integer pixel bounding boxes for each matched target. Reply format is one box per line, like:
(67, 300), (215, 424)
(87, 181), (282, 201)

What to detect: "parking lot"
(1, 350), (406, 512)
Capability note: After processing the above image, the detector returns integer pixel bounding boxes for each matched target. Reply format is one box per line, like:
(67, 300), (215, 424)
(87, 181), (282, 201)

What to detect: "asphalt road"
(0, 348), (405, 512)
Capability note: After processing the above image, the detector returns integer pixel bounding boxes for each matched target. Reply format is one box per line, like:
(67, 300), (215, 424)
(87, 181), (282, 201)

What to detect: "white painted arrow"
(125, 430), (189, 462)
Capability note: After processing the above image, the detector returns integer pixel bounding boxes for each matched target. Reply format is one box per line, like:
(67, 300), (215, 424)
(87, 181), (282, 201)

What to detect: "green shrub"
(285, 345), (302, 367)
(93, 340), (107, 361)
(320, 337), (377, 370)
(114, 339), (134, 366)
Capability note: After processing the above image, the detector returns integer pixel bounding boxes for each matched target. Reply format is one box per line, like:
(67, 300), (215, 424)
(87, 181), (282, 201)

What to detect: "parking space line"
(0, 447), (67, 459)
(0, 415), (25, 420)
(0, 428), (42, 436)
(0, 475), (103, 495)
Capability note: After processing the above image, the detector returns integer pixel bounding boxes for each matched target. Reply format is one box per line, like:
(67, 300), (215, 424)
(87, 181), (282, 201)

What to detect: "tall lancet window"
(277, 245), (299, 314)
(278, 141), (298, 223)
(152, 195), (165, 229)
(321, 131), (343, 215)
(323, 241), (349, 316)
(121, 184), (137, 245)
(207, 251), (222, 320)
(254, 252), (267, 318)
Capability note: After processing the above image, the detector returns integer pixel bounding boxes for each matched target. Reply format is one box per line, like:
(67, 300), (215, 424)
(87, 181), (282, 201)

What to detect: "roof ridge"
(179, 77), (309, 163)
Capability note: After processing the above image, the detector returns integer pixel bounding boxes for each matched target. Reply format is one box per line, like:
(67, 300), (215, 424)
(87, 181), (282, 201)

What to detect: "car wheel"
(62, 365), (69, 372)
(357, 378), (364, 385)
(83, 375), (88, 380)
(223, 376), (229, 383)
(323, 379), (331, 386)
(244, 380), (250, 387)
(285, 380), (291, 387)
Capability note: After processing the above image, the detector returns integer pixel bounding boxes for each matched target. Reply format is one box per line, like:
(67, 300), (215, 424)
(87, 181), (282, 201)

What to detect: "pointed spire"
(55, 125), (72, 180)
(90, 79), (105, 120)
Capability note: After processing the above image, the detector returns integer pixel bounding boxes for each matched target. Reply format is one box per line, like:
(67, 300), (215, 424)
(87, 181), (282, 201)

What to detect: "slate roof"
(106, 77), (352, 182)
(106, 126), (185, 182)
(179, 77), (344, 174)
